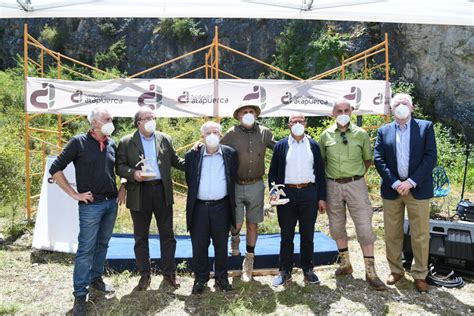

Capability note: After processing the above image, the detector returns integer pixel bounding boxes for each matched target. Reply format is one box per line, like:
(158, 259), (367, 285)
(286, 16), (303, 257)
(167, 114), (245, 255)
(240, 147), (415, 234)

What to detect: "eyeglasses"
(140, 116), (156, 122)
(290, 120), (306, 124)
(340, 132), (348, 145)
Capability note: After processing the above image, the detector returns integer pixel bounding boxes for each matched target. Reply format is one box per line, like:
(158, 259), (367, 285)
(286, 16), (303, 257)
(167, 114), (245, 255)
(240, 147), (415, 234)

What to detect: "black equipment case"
(403, 219), (474, 276)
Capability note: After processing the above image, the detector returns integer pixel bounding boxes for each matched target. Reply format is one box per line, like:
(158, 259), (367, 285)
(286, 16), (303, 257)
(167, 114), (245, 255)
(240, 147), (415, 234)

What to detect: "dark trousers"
(277, 185), (318, 273)
(130, 183), (176, 276)
(190, 198), (231, 283)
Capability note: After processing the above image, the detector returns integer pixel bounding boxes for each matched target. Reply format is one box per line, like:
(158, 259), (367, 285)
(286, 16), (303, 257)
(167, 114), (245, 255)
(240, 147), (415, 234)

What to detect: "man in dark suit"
(116, 107), (185, 290)
(268, 113), (327, 286)
(185, 121), (238, 294)
(374, 93), (437, 293)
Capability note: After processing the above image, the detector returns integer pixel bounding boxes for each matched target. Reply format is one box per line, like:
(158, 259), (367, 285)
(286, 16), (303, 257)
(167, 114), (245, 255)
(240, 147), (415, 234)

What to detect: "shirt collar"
(139, 131), (155, 141)
(329, 122), (354, 133)
(288, 134), (308, 144)
(203, 146), (223, 157)
(395, 118), (411, 130)
(238, 123), (258, 133)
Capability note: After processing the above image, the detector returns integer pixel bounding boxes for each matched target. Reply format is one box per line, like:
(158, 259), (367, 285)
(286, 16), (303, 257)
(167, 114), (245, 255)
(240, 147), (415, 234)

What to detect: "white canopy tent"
(0, 0), (472, 26)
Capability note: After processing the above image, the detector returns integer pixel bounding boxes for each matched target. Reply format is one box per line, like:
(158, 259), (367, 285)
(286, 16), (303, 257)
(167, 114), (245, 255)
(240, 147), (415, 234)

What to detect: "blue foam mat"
(106, 232), (338, 272)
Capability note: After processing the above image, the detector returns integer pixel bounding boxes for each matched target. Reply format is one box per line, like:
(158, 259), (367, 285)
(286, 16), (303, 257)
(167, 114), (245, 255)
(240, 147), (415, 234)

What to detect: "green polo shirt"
(319, 123), (372, 179)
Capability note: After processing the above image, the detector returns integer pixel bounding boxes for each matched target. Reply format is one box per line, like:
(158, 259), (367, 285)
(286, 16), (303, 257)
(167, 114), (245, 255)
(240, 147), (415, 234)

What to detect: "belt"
(285, 182), (314, 189)
(141, 179), (163, 186)
(237, 178), (261, 185)
(197, 196), (228, 206)
(328, 175), (363, 184)
(400, 177), (407, 181)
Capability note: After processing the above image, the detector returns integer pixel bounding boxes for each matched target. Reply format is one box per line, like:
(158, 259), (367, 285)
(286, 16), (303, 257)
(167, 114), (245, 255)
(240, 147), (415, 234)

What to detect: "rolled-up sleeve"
(49, 137), (78, 176)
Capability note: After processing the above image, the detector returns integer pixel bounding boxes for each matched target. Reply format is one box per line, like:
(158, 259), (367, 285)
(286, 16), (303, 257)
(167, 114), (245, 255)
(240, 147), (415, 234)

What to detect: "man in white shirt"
(268, 113), (327, 286)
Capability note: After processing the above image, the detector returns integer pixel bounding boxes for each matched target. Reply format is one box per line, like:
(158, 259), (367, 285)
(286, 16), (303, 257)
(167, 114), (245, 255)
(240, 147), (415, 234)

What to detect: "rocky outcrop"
(0, 18), (472, 134)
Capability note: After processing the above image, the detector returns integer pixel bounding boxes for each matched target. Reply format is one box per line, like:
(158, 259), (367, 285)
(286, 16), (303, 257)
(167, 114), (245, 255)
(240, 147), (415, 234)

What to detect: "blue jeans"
(73, 199), (117, 297)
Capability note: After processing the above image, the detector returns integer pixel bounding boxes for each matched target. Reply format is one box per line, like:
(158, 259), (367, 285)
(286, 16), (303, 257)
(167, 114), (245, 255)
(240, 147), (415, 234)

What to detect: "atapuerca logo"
(138, 84), (163, 110)
(30, 83), (55, 109)
(243, 85), (266, 109)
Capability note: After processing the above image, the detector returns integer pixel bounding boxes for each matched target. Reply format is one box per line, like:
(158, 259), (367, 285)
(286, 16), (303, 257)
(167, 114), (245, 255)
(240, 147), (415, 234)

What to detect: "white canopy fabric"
(0, 0), (472, 26)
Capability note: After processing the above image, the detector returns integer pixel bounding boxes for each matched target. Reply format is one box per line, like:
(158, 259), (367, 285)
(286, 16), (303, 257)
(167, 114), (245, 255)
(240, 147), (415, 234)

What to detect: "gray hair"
(391, 93), (413, 108)
(200, 121), (222, 135)
(332, 98), (352, 111)
(87, 106), (110, 125)
(134, 107), (154, 128)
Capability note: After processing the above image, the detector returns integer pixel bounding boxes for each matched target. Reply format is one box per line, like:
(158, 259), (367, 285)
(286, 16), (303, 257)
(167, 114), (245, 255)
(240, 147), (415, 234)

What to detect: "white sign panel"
(32, 157), (79, 253)
(26, 77), (390, 117)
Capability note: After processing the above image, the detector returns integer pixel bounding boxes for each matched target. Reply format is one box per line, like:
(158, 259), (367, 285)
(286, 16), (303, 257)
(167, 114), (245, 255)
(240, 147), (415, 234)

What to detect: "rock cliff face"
(0, 18), (472, 134)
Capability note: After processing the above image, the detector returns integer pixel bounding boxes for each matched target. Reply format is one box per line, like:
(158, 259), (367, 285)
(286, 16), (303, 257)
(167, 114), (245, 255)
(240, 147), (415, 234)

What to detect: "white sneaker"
(241, 252), (254, 282)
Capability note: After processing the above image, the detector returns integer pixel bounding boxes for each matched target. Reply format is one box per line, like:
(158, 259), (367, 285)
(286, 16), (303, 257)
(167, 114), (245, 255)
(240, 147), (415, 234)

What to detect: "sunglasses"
(340, 132), (348, 145)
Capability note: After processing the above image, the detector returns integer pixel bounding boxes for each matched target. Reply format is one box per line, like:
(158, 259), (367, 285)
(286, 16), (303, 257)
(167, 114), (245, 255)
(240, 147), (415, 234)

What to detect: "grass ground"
(1, 191), (474, 315)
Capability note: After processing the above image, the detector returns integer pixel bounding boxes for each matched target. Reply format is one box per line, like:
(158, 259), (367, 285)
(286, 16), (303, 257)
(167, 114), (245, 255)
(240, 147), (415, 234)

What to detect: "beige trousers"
(383, 193), (430, 279)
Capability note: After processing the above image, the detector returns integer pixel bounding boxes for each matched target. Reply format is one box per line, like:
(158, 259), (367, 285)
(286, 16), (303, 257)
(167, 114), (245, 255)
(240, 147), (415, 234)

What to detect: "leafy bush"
(154, 18), (207, 41)
(95, 37), (127, 71)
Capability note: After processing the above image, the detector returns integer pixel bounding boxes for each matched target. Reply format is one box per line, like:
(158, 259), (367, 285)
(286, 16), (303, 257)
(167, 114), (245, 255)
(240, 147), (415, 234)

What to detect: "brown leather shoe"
(366, 274), (387, 291)
(414, 279), (429, 293)
(136, 275), (151, 291)
(335, 264), (353, 276)
(164, 274), (181, 289)
(386, 272), (404, 285)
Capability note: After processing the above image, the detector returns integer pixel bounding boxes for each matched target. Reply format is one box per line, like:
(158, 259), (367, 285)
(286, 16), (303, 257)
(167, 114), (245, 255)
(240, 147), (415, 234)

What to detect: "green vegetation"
(95, 37), (127, 71)
(154, 18), (207, 41)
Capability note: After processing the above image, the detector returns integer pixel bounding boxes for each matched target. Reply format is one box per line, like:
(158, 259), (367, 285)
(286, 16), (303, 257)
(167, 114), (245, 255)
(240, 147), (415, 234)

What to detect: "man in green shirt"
(319, 99), (386, 291)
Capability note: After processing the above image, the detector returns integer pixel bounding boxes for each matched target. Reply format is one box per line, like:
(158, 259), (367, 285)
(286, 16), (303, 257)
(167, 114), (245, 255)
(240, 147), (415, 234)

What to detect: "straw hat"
(232, 102), (262, 120)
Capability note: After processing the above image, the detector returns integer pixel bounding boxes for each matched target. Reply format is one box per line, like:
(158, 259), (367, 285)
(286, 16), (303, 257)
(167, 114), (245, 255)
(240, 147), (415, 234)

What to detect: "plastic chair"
(433, 166), (451, 198)
(432, 166), (451, 215)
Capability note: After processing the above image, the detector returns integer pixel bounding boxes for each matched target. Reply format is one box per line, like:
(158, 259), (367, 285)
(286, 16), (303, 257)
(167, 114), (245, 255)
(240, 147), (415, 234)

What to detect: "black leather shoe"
(72, 295), (87, 316)
(303, 270), (321, 284)
(272, 271), (292, 287)
(215, 278), (233, 292)
(136, 275), (151, 291)
(90, 277), (115, 294)
(192, 281), (206, 294)
(163, 274), (181, 289)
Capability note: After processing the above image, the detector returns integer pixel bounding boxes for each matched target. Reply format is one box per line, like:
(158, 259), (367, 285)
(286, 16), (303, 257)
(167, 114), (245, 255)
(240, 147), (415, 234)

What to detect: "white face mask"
(336, 114), (351, 126)
(101, 122), (115, 136)
(144, 120), (156, 133)
(242, 113), (255, 126)
(291, 123), (305, 137)
(205, 133), (220, 148)
(393, 104), (411, 120)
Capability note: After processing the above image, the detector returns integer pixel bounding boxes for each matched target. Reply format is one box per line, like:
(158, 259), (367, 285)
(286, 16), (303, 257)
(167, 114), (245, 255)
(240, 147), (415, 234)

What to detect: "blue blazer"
(268, 136), (327, 201)
(184, 145), (238, 231)
(374, 118), (437, 200)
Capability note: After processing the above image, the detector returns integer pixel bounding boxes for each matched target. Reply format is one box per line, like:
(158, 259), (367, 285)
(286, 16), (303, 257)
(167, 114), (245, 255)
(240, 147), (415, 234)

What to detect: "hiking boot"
(364, 257), (387, 291)
(241, 252), (254, 282)
(335, 250), (353, 276)
(272, 271), (292, 287)
(72, 295), (87, 316)
(90, 277), (115, 294)
(230, 235), (241, 256)
(303, 270), (321, 284)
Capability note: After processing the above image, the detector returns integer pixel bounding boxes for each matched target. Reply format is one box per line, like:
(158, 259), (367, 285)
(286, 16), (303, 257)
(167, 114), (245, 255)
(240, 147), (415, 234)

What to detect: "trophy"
(269, 182), (290, 206)
(135, 154), (157, 177)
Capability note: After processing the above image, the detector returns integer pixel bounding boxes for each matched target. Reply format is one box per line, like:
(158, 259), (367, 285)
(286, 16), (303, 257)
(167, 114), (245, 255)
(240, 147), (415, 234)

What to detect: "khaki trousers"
(383, 193), (430, 279)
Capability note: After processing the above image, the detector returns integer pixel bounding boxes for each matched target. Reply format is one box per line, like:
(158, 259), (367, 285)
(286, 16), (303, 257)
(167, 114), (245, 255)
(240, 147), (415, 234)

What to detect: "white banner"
(32, 157), (79, 253)
(26, 77), (390, 117)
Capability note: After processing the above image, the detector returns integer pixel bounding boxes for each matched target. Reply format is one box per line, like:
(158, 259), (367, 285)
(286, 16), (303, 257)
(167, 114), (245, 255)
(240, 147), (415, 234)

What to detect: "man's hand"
(73, 191), (94, 204)
(397, 180), (413, 196)
(318, 200), (327, 214)
(191, 141), (204, 151)
(117, 185), (126, 205)
(134, 170), (144, 182)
